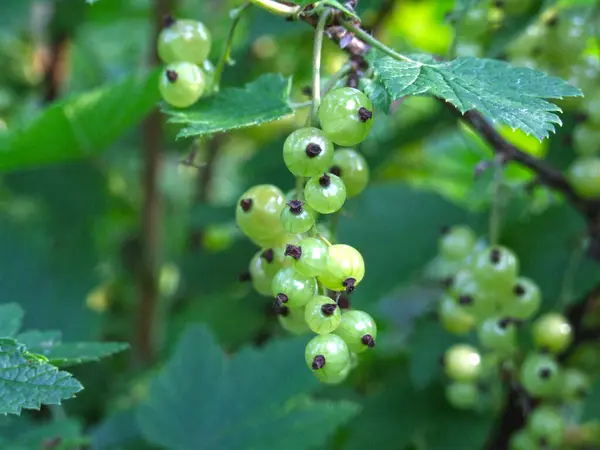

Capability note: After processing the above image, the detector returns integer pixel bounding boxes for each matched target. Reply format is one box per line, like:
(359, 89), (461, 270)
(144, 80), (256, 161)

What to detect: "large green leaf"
(0, 339), (82, 415)
(137, 325), (360, 450)
(164, 74), (293, 139)
(0, 71), (159, 172)
(0, 418), (86, 450)
(582, 378), (600, 421)
(371, 54), (582, 139)
(0, 304), (23, 338)
(25, 339), (129, 368)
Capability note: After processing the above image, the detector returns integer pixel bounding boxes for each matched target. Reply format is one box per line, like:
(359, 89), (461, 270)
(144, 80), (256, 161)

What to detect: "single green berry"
(271, 267), (317, 308)
(235, 184), (286, 247)
(443, 344), (482, 382)
(448, 269), (496, 321)
(560, 367), (590, 401)
(304, 173), (347, 214)
(248, 251), (273, 297)
(157, 17), (212, 64)
(477, 317), (517, 353)
(280, 200), (316, 234)
(567, 156), (600, 199)
(334, 310), (377, 353)
(159, 62), (206, 108)
(503, 277), (541, 320)
(460, 5), (489, 38)
(470, 246), (519, 290)
(330, 149), (369, 197)
(520, 353), (562, 398)
(532, 313), (573, 354)
(318, 244), (365, 293)
(439, 225), (477, 261)
(304, 295), (342, 335)
(527, 405), (565, 447)
(277, 305), (310, 335)
(318, 87), (374, 146)
(283, 127), (334, 177)
(285, 237), (329, 277)
(445, 381), (479, 410)
(573, 122), (600, 156)
(305, 334), (350, 377)
(438, 294), (475, 335)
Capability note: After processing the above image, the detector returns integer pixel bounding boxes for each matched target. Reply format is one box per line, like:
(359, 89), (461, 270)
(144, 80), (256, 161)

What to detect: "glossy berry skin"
(561, 368), (590, 401)
(280, 200), (316, 234)
(443, 344), (482, 382)
(477, 317), (516, 353)
(532, 313), (573, 353)
(158, 18), (212, 64)
(573, 123), (600, 156)
(567, 157), (600, 199)
(470, 246), (519, 290)
(504, 277), (541, 320)
(278, 306), (310, 335)
(235, 184), (286, 248)
(318, 87), (374, 146)
(304, 295), (341, 335)
(330, 149), (369, 197)
(448, 269), (496, 321)
(288, 237), (329, 277)
(445, 381), (479, 410)
(305, 334), (350, 377)
(334, 310), (377, 353)
(527, 405), (565, 447)
(283, 127), (334, 177)
(159, 62), (206, 108)
(460, 5), (488, 38)
(520, 353), (561, 398)
(304, 173), (347, 214)
(200, 59), (215, 94)
(248, 251), (274, 297)
(438, 294), (475, 335)
(271, 267), (317, 308)
(313, 362), (350, 384)
(509, 429), (537, 450)
(439, 225), (477, 261)
(318, 244), (365, 293)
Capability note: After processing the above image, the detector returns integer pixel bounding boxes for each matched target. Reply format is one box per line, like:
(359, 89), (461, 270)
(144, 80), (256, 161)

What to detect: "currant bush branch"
(310, 8), (331, 125)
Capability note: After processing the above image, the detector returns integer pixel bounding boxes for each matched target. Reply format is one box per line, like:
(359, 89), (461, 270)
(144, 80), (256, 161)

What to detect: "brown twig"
(42, 32), (69, 103)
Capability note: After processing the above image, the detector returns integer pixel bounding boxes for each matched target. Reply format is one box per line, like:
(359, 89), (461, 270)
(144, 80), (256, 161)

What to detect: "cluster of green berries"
(157, 16), (214, 108)
(432, 226), (595, 448)
(237, 87), (377, 383)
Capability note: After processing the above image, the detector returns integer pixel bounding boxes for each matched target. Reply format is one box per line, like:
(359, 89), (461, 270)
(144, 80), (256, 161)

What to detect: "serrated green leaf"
(164, 74), (293, 139)
(16, 330), (62, 350)
(31, 342), (129, 368)
(0, 304), (23, 338)
(372, 55), (582, 140)
(0, 339), (82, 415)
(0, 70), (159, 172)
(137, 325), (359, 450)
(0, 418), (85, 450)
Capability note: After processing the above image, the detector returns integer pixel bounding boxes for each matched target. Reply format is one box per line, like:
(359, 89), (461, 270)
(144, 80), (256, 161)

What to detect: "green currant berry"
(532, 313), (573, 354)
(445, 381), (479, 410)
(509, 429), (537, 450)
(280, 200), (316, 234)
(157, 17), (212, 64)
(305, 334), (350, 377)
(304, 295), (342, 335)
(271, 267), (317, 308)
(546, 13), (586, 67)
(460, 5), (489, 38)
(520, 353), (561, 398)
(159, 62), (206, 108)
(527, 405), (565, 447)
(439, 294), (475, 335)
(304, 173), (347, 214)
(477, 317), (517, 353)
(285, 237), (329, 277)
(448, 269), (496, 321)
(248, 251), (274, 297)
(318, 87), (374, 146)
(235, 184), (286, 247)
(318, 244), (365, 293)
(470, 246), (519, 290)
(583, 90), (600, 124)
(313, 361), (351, 384)
(573, 123), (600, 156)
(277, 305), (310, 335)
(567, 156), (600, 199)
(503, 277), (541, 320)
(560, 367), (590, 401)
(334, 310), (377, 353)
(202, 223), (234, 252)
(439, 225), (477, 261)
(443, 344), (482, 382)
(330, 149), (369, 197)
(283, 127), (334, 177)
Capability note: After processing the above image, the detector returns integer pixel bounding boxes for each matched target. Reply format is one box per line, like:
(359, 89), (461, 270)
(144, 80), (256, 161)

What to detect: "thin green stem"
(249, 0), (299, 17)
(323, 63), (352, 95)
(342, 21), (417, 63)
(489, 156), (504, 246)
(310, 9), (331, 126)
(213, 3), (251, 92)
(288, 100), (313, 109)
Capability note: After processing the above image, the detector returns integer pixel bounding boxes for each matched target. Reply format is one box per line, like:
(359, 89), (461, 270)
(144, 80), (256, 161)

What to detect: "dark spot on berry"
(275, 293), (289, 305)
(574, 112), (588, 123)
(278, 306), (289, 317)
(319, 174), (331, 187)
(321, 303), (337, 316)
(240, 198), (253, 212)
(546, 15), (558, 27)
(163, 14), (176, 27)
(358, 107), (373, 122)
(361, 334), (376, 348)
(302, 86), (313, 97)
(440, 225), (451, 235)
(330, 165), (342, 177)
(287, 200), (304, 215)
(498, 318), (512, 329)
(513, 283), (526, 296)
(306, 143), (322, 158)
(166, 70), (178, 83)
(337, 295), (350, 309)
(490, 248), (501, 264)
(459, 295), (473, 305)
(312, 355), (326, 370)
(442, 276), (454, 289)
(539, 367), (552, 379)
(261, 249), (274, 263)
(343, 277), (357, 293)
(284, 244), (302, 260)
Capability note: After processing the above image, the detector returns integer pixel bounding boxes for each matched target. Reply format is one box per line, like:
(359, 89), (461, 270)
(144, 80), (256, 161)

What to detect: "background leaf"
(0, 304), (24, 337)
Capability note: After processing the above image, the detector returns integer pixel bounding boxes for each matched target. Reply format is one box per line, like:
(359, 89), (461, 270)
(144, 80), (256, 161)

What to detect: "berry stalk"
(310, 8), (331, 126)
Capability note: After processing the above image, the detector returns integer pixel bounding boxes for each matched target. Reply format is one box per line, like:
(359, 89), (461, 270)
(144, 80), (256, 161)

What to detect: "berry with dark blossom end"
(248, 251), (272, 297)
(283, 127), (334, 177)
(439, 225), (476, 261)
(305, 295), (341, 334)
(284, 244), (302, 260)
(318, 244), (364, 292)
(330, 148), (369, 197)
(520, 353), (561, 398)
(304, 173), (347, 214)
(235, 185), (286, 248)
(270, 267), (316, 308)
(159, 62), (206, 108)
(471, 246), (519, 290)
(305, 334), (350, 377)
(504, 277), (541, 320)
(280, 200), (316, 234)
(289, 237), (329, 277)
(532, 313), (572, 354)
(438, 295), (475, 335)
(312, 355), (326, 370)
(334, 310), (377, 353)
(477, 316), (516, 353)
(528, 405), (565, 447)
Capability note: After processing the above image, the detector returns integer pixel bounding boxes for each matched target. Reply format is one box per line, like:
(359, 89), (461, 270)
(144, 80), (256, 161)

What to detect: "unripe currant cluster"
(156, 16), (214, 108)
(236, 87), (377, 384)
(432, 226), (595, 449)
